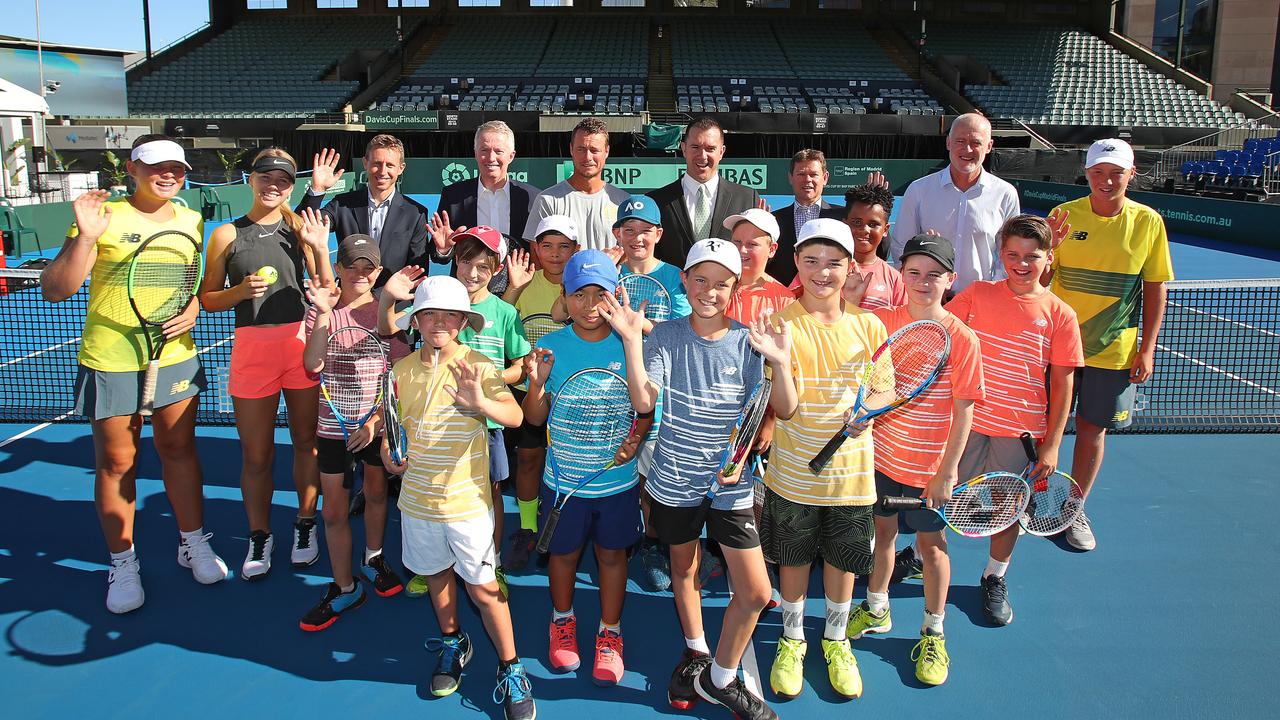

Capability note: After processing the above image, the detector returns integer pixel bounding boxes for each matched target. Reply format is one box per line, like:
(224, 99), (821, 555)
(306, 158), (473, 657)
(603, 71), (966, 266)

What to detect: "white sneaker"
(178, 532), (229, 584)
(291, 518), (319, 568)
(107, 555), (145, 614)
(1064, 511), (1096, 551)
(241, 530), (274, 581)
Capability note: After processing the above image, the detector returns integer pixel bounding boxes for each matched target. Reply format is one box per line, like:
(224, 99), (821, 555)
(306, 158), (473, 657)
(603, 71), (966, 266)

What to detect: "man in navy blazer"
(768, 149), (846, 285)
(298, 134), (432, 287)
(433, 121), (540, 294)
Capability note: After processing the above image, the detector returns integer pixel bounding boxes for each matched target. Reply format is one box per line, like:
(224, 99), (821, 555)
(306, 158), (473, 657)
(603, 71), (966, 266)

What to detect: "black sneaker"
(427, 632), (473, 697)
(504, 529), (537, 572)
(667, 648), (712, 710)
(980, 573), (1013, 626)
(693, 662), (778, 720)
(361, 553), (404, 597)
(347, 488), (366, 517)
(299, 581), (366, 632)
(495, 661), (537, 720)
(890, 545), (923, 584)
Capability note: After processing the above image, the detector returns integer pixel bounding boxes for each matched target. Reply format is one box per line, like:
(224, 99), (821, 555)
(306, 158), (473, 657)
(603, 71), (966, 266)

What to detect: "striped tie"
(693, 183), (711, 239)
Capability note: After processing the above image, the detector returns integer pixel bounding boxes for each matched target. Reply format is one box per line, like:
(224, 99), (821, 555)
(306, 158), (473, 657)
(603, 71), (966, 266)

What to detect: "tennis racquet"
(706, 379), (773, 507)
(521, 312), (567, 346)
(1018, 432), (1085, 537)
(619, 273), (672, 321)
(536, 369), (638, 554)
(809, 319), (952, 474)
(126, 229), (204, 416)
(879, 472), (1031, 538)
(382, 369), (407, 467)
(320, 326), (389, 467)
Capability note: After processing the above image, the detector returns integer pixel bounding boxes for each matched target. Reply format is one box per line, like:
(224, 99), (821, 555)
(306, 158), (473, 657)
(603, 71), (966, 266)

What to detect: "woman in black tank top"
(198, 148), (334, 579)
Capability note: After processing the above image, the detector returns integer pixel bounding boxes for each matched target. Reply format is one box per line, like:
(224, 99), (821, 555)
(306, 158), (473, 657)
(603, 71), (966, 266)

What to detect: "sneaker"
(240, 530), (273, 581)
(494, 661), (536, 720)
(890, 545), (923, 583)
(548, 615), (580, 672)
(980, 573), (1013, 626)
(694, 663), (778, 719)
(698, 549), (724, 591)
(360, 553), (404, 597)
(106, 555), (144, 614)
(821, 638), (863, 698)
(426, 632), (473, 697)
(177, 532), (228, 584)
(1064, 510), (1096, 551)
(769, 636), (807, 699)
(667, 648), (712, 710)
(846, 601), (892, 640)
(639, 540), (671, 592)
(592, 630), (625, 686)
(504, 529), (537, 572)
(911, 630), (950, 686)
(764, 564), (781, 610)
(291, 518), (319, 568)
(495, 566), (510, 600)
(405, 574), (430, 598)
(299, 581), (366, 631)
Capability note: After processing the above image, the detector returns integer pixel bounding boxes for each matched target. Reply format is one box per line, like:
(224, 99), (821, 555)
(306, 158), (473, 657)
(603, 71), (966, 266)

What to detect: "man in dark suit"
(298, 134), (432, 287)
(650, 117), (760, 267)
(434, 121), (540, 294)
(768, 149), (846, 285)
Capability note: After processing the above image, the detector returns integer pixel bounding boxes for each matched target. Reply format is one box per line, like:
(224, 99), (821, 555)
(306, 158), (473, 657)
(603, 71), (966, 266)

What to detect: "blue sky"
(7, 0), (211, 53)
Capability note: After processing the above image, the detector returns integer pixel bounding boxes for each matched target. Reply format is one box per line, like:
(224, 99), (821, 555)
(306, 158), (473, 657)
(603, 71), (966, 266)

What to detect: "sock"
(685, 635), (710, 654)
(983, 557), (1009, 579)
(364, 547), (381, 564)
(922, 610), (945, 635)
(710, 661), (737, 690)
(866, 591), (890, 615)
(110, 545), (136, 564)
(781, 598), (806, 641)
(499, 656), (519, 670)
(552, 607), (574, 622)
(824, 597), (852, 640)
(599, 620), (621, 635)
(179, 527), (203, 543)
(518, 498), (539, 531)
(297, 514), (315, 522)
(339, 581), (356, 593)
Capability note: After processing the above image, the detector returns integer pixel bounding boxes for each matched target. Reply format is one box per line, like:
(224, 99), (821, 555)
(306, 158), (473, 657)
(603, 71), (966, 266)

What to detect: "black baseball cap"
(899, 234), (956, 272)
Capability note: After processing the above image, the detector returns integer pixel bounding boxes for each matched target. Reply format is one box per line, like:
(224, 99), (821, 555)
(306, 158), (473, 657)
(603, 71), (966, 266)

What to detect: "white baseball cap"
(1085, 139), (1135, 170)
(683, 238), (742, 277)
(534, 214), (580, 244)
(723, 208), (780, 244)
(396, 276), (485, 332)
(795, 218), (855, 258)
(130, 139), (192, 169)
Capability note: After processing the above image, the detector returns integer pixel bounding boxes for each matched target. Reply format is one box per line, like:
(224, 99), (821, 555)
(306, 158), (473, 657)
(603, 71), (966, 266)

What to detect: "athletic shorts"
(647, 494), (760, 550)
(637, 436), (656, 478)
(488, 429), (510, 483)
(317, 435), (385, 480)
(73, 355), (205, 420)
(1074, 366), (1137, 430)
(759, 487), (874, 575)
(227, 322), (316, 399)
(957, 430), (1029, 480)
(400, 511), (497, 586)
(509, 388), (548, 450)
(538, 483), (642, 556)
(874, 471), (946, 533)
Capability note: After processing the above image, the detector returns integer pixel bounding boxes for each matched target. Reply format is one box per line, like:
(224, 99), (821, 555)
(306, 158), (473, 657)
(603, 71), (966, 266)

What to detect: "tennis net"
(1, 268), (1277, 432)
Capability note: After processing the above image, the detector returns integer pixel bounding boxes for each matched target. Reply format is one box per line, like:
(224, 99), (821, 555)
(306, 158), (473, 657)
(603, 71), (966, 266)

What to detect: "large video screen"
(0, 47), (128, 117)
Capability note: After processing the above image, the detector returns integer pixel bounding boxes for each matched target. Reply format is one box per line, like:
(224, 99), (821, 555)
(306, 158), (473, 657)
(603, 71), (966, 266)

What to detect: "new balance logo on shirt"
(1070, 230), (1089, 241)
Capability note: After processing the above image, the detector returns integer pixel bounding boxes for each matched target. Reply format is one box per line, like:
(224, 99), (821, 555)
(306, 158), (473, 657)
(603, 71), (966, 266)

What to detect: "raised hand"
(310, 148), (344, 193)
(383, 265), (426, 303)
(305, 277), (340, 314)
(71, 190), (113, 242)
(755, 196), (772, 212)
(865, 170), (890, 189)
(444, 357), (485, 411)
(527, 347), (555, 388)
(1047, 207), (1071, 249)
(298, 207), (331, 252)
(748, 311), (791, 366)
(602, 245), (625, 266)
(841, 269), (870, 308)
(428, 211), (455, 255)
(599, 286), (645, 343)
(506, 248), (535, 290)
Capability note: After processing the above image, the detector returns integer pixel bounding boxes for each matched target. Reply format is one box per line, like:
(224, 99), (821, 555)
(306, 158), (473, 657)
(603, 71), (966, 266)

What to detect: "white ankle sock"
(599, 620), (620, 635)
(781, 598), (806, 641)
(552, 607), (574, 621)
(710, 660), (737, 689)
(179, 527), (203, 543)
(364, 547), (381, 564)
(983, 557), (1009, 578)
(685, 635), (710, 654)
(866, 590), (889, 614)
(110, 545), (136, 564)
(922, 610), (945, 635)
(824, 597), (852, 640)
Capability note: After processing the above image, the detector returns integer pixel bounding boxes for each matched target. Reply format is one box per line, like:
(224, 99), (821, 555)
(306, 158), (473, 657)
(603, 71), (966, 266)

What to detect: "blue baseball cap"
(562, 249), (619, 294)
(613, 194), (662, 228)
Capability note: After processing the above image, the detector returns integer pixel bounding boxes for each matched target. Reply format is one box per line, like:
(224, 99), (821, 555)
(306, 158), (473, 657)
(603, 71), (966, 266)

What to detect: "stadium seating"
(535, 17), (647, 79)
(919, 25), (1246, 128)
(774, 20), (911, 83)
(128, 16), (412, 117)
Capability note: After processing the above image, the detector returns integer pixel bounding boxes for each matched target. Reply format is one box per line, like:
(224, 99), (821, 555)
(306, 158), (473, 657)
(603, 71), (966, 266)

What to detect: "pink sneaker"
(592, 630), (625, 686)
(548, 616), (580, 672)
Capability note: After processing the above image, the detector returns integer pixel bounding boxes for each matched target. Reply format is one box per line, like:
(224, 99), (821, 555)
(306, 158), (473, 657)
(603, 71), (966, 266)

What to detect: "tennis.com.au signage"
(363, 111), (440, 130)
(557, 161), (768, 191)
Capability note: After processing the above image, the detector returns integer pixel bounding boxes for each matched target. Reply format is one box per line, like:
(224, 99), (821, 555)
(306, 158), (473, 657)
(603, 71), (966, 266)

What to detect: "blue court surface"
(2, 204), (1278, 718)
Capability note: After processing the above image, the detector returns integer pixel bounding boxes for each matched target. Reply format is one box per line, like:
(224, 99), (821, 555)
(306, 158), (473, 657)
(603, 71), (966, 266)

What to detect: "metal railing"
(1152, 111), (1280, 191)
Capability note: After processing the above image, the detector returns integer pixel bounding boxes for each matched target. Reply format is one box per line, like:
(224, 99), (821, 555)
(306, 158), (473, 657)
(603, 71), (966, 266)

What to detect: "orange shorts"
(227, 322), (317, 399)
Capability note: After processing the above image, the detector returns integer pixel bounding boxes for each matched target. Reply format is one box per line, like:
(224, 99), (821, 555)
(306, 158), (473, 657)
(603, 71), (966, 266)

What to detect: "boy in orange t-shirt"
(946, 215), (1083, 626)
(846, 234), (984, 688)
(724, 208), (795, 324)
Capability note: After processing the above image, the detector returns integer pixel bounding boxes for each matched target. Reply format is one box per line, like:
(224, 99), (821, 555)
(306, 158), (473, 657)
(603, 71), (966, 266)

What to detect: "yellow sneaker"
(495, 566), (510, 600)
(911, 630), (950, 686)
(769, 636), (807, 699)
(405, 574), (430, 598)
(821, 638), (863, 699)
(846, 601), (892, 640)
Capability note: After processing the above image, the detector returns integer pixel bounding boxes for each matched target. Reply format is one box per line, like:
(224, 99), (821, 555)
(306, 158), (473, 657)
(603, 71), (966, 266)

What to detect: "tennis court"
(1, 214), (1276, 719)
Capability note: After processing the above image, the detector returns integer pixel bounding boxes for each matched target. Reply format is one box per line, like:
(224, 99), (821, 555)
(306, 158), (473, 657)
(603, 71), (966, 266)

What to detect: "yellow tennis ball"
(256, 265), (279, 285)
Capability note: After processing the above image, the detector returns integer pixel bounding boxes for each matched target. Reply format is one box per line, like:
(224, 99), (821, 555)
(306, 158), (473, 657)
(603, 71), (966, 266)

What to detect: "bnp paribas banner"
(555, 160), (769, 192)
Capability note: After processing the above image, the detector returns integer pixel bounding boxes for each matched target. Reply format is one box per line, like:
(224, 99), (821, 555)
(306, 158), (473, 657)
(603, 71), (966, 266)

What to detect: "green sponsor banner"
(826, 159), (944, 195)
(363, 111), (440, 131)
(397, 159), (560, 194)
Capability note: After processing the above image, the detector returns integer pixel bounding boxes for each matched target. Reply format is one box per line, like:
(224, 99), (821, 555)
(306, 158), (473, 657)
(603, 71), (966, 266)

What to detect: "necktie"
(693, 183), (711, 240)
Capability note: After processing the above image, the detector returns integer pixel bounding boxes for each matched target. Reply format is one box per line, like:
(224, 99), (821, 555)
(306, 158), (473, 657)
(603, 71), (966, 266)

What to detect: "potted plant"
(216, 148), (248, 183)
(101, 150), (128, 194)
(2, 138), (33, 197)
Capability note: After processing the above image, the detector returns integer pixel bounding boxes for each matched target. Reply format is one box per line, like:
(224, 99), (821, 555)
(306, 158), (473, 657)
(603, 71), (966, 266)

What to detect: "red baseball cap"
(449, 225), (508, 262)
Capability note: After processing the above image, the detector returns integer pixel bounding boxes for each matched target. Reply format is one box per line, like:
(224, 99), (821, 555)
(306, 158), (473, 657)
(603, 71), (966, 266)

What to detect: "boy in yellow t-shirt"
(1047, 139), (1174, 552)
(381, 276), (535, 720)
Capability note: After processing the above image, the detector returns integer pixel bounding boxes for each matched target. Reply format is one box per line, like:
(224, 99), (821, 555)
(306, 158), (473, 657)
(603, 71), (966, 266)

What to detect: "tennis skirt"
(73, 356), (205, 420)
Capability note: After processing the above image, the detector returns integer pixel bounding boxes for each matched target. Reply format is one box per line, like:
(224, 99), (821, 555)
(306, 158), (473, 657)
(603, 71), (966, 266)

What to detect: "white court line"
(1169, 300), (1280, 339)
(0, 413), (71, 449)
(1157, 344), (1280, 397)
(0, 337), (81, 369)
(740, 612), (764, 700)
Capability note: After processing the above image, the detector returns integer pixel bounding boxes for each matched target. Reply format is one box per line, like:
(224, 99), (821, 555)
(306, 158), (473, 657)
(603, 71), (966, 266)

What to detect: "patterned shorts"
(759, 487), (875, 576)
